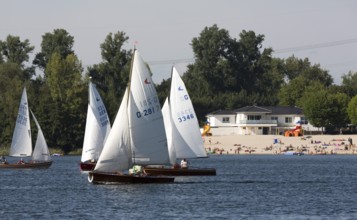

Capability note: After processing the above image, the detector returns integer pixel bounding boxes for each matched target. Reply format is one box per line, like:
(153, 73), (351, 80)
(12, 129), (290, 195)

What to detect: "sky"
(1, 0), (357, 85)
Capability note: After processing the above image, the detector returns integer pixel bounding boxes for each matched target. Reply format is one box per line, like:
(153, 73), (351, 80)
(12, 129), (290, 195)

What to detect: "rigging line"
(147, 58), (194, 65)
(274, 38), (357, 54)
(147, 38), (357, 65)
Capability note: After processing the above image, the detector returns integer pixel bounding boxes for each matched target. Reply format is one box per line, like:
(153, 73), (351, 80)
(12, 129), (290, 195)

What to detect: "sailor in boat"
(180, 159), (188, 169)
(17, 158), (25, 164)
(129, 165), (146, 176)
(1, 156), (7, 164)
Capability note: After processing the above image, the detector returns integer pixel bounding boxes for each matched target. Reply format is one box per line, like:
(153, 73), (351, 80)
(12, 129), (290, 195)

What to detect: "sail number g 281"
(136, 107), (156, 118)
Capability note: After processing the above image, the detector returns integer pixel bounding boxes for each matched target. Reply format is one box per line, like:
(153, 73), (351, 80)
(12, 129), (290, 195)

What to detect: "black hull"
(143, 167), (216, 176)
(88, 171), (175, 184)
(0, 161), (52, 169)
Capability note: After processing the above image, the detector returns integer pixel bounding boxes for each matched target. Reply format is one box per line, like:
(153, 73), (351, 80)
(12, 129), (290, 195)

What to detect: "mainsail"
(81, 82), (111, 162)
(165, 67), (207, 161)
(9, 88), (32, 157)
(128, 50), (170, 165)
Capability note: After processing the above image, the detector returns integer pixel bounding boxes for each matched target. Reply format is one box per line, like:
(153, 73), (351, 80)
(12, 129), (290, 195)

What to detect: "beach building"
(206, 105), (320, 136)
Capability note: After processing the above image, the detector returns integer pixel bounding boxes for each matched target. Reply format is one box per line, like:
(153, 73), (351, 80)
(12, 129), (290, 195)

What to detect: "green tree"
(86, 31), (132, 121)
(45, 53), (86, 153)
(0, 63), (27, 148)
(300, 84), (349, 132)
(279, 76), (308, 106)
(33, 29), (74, 70)
(341, 71), (357, 98)
(184, 25), (278, 122)
(0, 35), (35, 80)
(347, 95), (357, 125)
(282, 56), (333, 86)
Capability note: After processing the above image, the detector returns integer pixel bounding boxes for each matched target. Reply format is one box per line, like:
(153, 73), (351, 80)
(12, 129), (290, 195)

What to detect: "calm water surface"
(1, 155), (357, 219)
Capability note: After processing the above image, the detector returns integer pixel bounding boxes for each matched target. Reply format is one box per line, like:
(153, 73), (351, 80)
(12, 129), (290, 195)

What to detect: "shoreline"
(203, 134), (357, 155)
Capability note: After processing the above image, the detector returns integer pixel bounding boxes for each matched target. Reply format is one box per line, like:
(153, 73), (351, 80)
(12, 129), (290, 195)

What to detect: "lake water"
(1, 155), (357, 219)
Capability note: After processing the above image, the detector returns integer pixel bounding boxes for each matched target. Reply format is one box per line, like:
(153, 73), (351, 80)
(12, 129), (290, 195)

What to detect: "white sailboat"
(80, 81), (111, 171)
(88, 50), (174, 184)
(143, 66), (216, 176)
(0, 87), (52, 169)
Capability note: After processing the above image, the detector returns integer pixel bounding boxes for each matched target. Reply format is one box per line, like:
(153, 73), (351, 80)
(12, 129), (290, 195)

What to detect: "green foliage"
(184, 25), (278, 121)
(300, 84), (349, 129)
(279, 76), (308, 106)
(341, 71), (357, 98)
(0, 35), (34, 66)
(347, 95), (357, 125)
(86, 31), (132, 122)
(45, 53), (86, 153)
(0, 63), (26, 149)
(33, 29), (74, 70)
(282, 56), (333, 86)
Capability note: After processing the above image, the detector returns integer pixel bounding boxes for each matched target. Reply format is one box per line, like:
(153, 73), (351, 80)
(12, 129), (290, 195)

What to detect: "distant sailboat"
(80, 81), (111, 171)
(143, 67), (216, 176)
(0, 87), (52, 169)
(88, 50), (174, 184)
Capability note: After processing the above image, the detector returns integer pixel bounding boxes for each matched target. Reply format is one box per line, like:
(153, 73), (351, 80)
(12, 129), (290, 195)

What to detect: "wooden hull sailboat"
(88, 171), (174, 184)
(80, 81), (111, 171)
(88, 50), (174, 184)
(0, 161), (52, 169)
(1, 88), (52, 169)
(143, 166), (216, 176)
(143, 67), (216, 176)
(80, 161), (96, 171)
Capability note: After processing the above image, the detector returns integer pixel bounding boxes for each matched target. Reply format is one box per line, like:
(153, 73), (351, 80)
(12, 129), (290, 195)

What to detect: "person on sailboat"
(17, 158), (25, 164)
(1, 156), (7, 164)
(181, 159), (188, 169)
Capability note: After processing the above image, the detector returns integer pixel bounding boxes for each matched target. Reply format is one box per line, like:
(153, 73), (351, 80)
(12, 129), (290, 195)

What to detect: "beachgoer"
(348, 137), (353, 147)
(181, 159), (188, 169)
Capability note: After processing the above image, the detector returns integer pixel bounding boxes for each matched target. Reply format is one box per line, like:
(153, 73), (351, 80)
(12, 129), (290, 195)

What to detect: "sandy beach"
(203, 134), (357, 155)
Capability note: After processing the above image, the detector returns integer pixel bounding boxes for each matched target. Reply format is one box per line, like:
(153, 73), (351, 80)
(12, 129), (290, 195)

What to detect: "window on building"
(247, 115), (261, 120)
(222, 117), (230, 123)
(271, 116), (278, 121)
(285, 117), (292, 123)
(300, 117), (309, 124)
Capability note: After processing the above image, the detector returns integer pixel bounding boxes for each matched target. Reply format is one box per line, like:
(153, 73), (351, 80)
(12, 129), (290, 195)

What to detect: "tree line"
(1, 25), (357, 154)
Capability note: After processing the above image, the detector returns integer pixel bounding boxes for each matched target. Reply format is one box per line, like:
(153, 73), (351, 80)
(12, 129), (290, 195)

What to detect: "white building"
(205, 105), (320, 136)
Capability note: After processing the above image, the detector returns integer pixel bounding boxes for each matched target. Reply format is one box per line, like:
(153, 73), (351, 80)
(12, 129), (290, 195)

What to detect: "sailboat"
(143, 67), (216, 176)
(88, 50), (174, 184)
(0, 87), (52, 169)
(80, 81), (111, 171)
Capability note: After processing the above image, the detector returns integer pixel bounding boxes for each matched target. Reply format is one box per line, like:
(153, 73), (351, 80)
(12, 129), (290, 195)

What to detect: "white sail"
(128, 50), (170, 165)
(169, 67), (207, 159)
(30, 110), (51, 162)
(81, 82), (111, 162)
(10, 88), (32, 157)
(94, 88), (131, 172)
(162, 98), (176, 164)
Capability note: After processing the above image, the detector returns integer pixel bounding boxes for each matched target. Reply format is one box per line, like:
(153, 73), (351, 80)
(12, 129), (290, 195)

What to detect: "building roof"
(234, 106), (271, 113)
(207, 105), (303, 116)
(206, 109), (237, 116)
